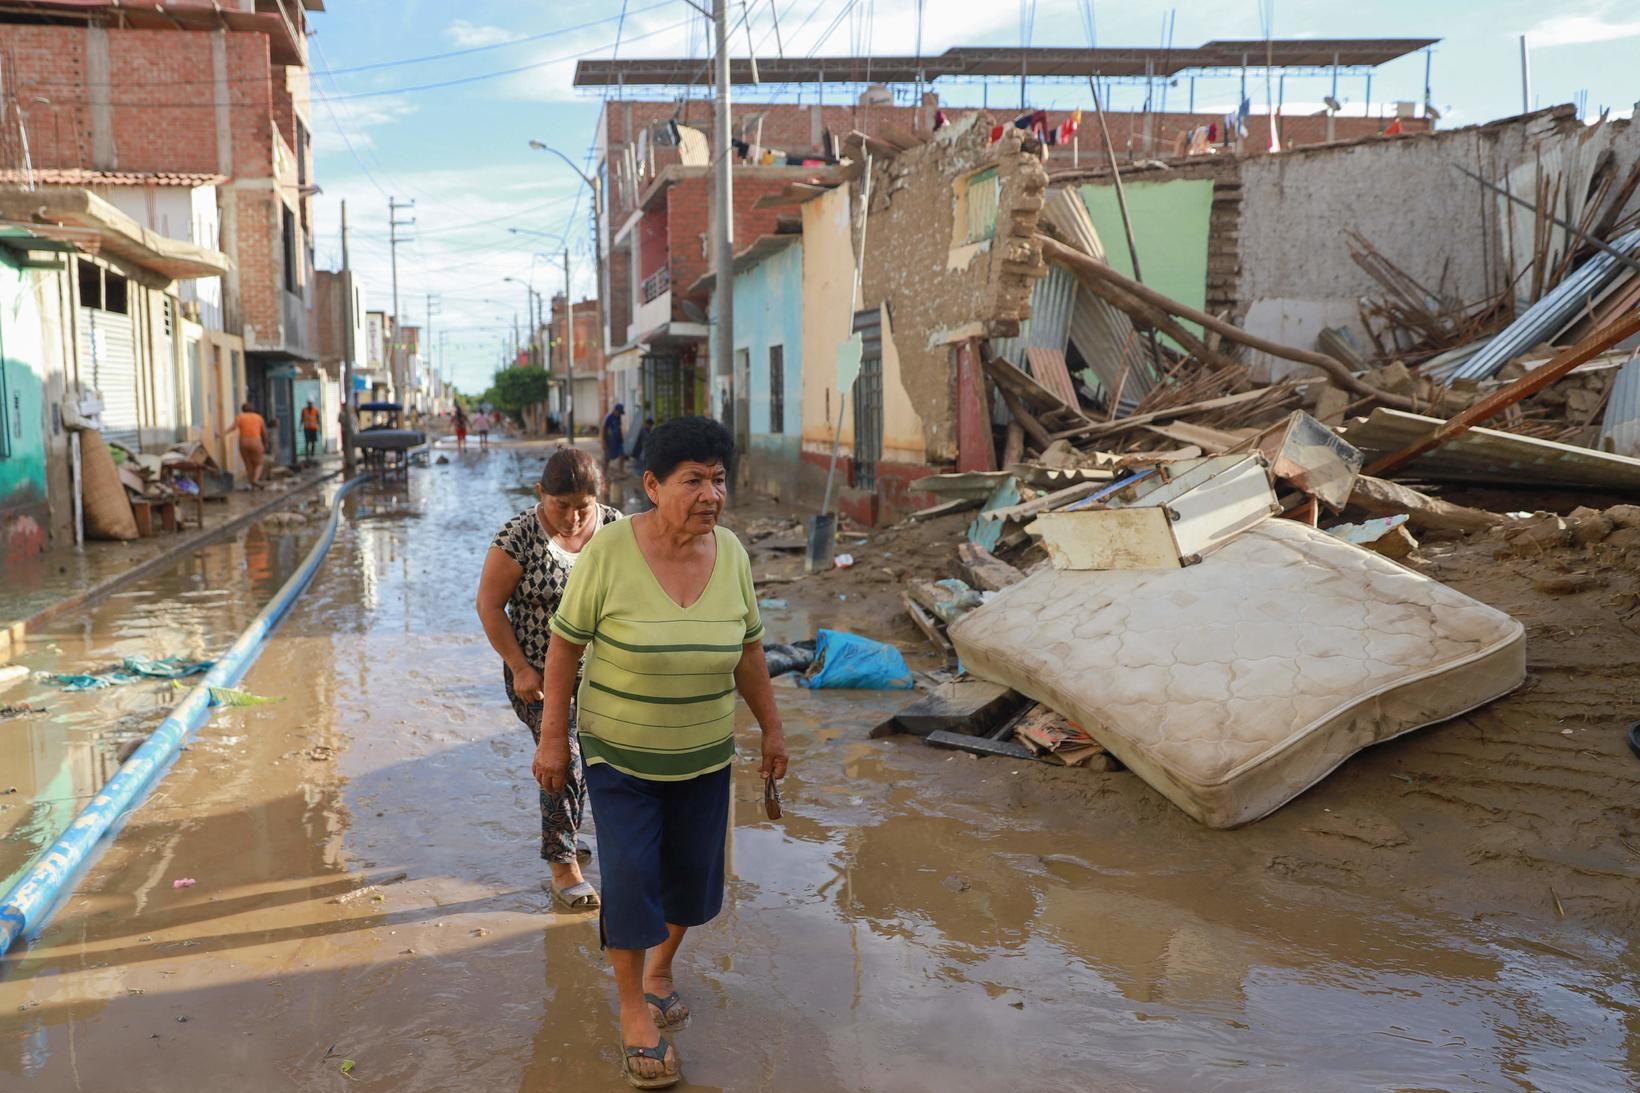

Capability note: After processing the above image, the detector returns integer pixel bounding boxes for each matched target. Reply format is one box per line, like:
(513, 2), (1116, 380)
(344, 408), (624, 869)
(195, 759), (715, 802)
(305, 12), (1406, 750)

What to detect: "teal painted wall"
(710, 241), (805, 493)
(1081, 179), (1214, 346)
(0, 263), (50, 565)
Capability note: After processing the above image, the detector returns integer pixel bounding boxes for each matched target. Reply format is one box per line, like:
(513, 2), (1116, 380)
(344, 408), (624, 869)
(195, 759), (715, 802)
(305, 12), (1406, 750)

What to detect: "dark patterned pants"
(504, 665), (586, 865)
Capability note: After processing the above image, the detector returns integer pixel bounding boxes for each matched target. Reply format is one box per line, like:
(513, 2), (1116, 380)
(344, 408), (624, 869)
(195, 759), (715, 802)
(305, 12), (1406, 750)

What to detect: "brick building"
(0, 0), (325, 465)
(546, 294), (603, 434)
(587, 95), (1427, 427)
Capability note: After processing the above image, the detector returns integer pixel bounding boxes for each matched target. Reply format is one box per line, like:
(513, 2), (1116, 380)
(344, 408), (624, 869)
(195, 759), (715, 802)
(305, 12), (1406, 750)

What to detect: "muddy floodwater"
(2, 443), (1635, 1092)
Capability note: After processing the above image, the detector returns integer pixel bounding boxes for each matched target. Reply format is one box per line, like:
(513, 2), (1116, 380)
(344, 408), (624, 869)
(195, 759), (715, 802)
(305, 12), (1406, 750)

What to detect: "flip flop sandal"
(621, 1038), (681, 1089)
(576, 839), (594, 864)
(644, 989), (689, 1028)
(550, 880), (601, 910)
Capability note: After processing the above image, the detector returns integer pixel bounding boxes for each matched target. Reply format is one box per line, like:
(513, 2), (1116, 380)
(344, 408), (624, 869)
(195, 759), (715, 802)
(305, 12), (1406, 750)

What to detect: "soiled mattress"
(950, 520), (1525, 827)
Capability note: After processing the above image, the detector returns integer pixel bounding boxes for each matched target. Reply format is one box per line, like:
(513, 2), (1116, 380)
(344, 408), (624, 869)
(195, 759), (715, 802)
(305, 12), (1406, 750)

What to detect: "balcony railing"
(641, 266), (670, 304)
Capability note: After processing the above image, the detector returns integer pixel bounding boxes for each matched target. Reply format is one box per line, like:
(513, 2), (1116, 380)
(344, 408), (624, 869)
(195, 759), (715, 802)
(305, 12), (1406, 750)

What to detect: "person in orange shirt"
(222, 401), (269, 489)
(300, 400), (321, 461)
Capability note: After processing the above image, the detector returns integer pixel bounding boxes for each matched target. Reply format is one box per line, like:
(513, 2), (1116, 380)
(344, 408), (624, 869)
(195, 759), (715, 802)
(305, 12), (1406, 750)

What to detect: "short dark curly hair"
(644, 416), (734, 483)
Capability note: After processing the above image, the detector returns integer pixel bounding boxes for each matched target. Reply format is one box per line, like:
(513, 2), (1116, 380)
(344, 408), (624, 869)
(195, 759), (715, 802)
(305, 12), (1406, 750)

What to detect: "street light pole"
(565, 246), (575, 441)
(527, 141), (605, 427)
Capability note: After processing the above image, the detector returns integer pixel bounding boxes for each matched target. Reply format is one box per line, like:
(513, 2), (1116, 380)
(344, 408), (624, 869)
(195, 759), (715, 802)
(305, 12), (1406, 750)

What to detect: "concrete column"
(87, 26), (114, 169)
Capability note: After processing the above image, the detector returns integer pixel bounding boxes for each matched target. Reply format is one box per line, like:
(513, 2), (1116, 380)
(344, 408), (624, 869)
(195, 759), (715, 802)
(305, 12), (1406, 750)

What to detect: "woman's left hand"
(760, 726), (789, 780)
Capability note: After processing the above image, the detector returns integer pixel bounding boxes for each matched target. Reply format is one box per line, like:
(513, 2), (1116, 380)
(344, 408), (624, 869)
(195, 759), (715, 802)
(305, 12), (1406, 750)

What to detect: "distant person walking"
(452, 405), (469, 453)
(221, 401), (268, 489)
(300, 400), (321, 460)
(603, 403), (627, 479)
(472, 410), (492, 450)
(477, 447), (622, 911)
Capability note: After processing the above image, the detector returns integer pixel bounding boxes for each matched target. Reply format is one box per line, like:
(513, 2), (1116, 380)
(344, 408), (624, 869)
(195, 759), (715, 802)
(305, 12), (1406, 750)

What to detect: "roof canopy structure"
(574, 40), (1438, 89)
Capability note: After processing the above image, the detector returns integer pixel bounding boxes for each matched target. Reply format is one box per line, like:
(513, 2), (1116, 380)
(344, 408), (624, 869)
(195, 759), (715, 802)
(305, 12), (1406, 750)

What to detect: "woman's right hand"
(533, 733), (571, 794)
(511, 665), (545, 703)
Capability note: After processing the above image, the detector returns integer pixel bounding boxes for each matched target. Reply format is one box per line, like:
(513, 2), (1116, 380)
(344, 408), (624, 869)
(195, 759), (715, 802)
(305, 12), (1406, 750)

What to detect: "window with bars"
(768, 345), (784, 434)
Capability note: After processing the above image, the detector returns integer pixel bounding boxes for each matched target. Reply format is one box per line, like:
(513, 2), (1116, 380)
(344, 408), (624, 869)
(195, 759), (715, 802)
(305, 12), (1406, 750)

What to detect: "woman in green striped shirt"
(533, 416), (788, 1090)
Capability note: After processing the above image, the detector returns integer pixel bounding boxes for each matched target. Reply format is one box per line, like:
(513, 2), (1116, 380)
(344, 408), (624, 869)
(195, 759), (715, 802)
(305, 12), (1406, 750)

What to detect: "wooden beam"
(1039, 235), (1418, 410)
(1363, 309), (1640, 478)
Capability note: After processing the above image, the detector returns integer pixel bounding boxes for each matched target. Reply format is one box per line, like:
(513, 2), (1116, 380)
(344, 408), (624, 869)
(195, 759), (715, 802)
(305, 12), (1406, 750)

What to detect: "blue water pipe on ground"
(0, 476), (371, 957)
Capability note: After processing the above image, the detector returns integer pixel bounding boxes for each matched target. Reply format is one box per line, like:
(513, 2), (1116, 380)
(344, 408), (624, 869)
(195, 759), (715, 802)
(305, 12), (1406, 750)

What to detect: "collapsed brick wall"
(857, 116), (1047, 462)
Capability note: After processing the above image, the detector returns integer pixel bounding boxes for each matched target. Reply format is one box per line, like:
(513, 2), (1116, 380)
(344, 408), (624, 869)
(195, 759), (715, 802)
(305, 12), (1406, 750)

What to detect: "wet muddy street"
(2, 443), (1636, 1093)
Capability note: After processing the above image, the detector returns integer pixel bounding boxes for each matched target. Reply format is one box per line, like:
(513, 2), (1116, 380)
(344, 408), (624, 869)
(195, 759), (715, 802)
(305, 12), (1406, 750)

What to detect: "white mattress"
(950, 520), (1525, 827)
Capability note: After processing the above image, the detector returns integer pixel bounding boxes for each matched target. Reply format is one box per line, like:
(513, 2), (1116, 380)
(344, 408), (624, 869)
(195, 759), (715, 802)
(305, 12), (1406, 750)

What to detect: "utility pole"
(1519, 35), (1531, 114)
(712, 0), (734, 424)
(388, 196), (414, 403)
(424, 291), (439, 413)
(340, 199), (356, 477)
(565, 246), (575, 441)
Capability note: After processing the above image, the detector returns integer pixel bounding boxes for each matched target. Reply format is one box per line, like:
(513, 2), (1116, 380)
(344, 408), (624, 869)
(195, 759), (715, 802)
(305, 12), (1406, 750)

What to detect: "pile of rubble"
(862, 154), (1640, 827)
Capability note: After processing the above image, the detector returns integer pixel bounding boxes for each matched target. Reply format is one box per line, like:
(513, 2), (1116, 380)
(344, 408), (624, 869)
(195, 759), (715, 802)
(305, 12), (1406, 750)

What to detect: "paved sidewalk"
(0, 460), (342, 662)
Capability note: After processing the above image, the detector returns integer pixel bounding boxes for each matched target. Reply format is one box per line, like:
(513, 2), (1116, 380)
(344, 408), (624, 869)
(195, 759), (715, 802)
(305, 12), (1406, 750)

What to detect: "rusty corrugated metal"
(992, 261), (1078, 367)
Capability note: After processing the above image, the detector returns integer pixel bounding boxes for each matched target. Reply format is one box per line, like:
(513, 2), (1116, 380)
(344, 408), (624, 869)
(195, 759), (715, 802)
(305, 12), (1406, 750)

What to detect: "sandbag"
(81, 429), (138, 541)
(799, 629), (913, 690)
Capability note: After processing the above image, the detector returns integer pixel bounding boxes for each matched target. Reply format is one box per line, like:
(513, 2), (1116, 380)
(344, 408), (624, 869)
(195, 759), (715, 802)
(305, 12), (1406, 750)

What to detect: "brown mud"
(1, 444), (1635, 1092)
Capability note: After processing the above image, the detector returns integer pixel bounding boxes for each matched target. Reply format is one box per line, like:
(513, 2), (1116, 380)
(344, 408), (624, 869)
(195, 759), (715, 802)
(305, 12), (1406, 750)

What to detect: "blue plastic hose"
(0, 475), (370, 956)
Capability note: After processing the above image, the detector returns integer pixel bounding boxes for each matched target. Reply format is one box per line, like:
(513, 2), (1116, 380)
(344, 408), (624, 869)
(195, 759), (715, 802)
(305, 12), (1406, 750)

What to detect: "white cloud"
(310, 165), (598, 395)
(446, 20), (515, 49)
(1525, 7), (1640, 48)
(310, 95), (419, 153)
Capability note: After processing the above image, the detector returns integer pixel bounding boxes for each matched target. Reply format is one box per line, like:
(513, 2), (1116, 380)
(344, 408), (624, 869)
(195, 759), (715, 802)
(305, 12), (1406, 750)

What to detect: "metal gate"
(850, 308), (883, 491)
(643, 354), (684, 421)
(79, 306), (140, 449)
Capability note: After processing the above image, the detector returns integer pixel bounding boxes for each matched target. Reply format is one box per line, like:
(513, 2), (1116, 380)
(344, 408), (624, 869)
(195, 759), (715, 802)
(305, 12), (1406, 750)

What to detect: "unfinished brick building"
(0, 0), (324, 463)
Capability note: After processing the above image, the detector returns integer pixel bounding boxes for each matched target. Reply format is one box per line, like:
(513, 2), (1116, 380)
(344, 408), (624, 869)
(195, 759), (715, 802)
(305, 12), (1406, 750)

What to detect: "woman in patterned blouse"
(476, 446), (622, 909)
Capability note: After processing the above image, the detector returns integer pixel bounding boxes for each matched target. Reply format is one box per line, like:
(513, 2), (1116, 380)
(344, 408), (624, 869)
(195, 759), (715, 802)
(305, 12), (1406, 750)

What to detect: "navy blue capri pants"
(585, 763), (732, 950)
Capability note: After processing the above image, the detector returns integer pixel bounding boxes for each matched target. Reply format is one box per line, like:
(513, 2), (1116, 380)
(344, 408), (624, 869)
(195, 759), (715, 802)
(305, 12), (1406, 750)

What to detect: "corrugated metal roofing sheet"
(1600, 356), (1640, 459)
(1435, 227), (1640, 385)
(1341, 407), (1640, 491)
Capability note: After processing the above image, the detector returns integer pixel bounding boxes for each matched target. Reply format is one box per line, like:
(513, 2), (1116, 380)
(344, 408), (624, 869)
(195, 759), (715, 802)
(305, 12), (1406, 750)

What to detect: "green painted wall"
(0, 263), (50, 564)
(1081, 179), (1214, 346)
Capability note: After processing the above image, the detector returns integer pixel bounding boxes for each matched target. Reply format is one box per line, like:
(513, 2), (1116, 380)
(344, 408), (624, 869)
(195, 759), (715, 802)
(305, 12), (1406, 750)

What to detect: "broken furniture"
(1028, 453), (1279, 570)
(950, 519), (1526, 827)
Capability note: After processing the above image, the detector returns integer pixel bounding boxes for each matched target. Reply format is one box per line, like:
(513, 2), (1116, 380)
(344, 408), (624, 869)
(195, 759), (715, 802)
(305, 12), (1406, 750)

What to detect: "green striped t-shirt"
(549, 517), (764, 781)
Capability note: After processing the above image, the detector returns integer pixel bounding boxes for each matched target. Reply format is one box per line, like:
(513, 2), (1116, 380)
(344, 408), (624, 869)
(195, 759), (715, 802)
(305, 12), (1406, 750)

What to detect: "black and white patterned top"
(492, 502), (623, 668)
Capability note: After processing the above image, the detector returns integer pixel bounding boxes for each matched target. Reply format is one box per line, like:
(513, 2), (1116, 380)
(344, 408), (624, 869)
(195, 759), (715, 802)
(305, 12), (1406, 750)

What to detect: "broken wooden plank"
(924, 729), (1042, 760)
(1054, 387), (1294, 443)
(872, 678), (1027, 739)
(982, 350), (1074, 414)
(902, 592), (953, 656)
(958, 542), (1025, 591)
(909, 495), (985, 521)
(1347, 474), (1503, 533)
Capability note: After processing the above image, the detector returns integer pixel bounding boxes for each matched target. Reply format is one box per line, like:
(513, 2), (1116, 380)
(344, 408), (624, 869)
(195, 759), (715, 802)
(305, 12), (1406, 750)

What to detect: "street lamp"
(527, 139), (606, 443)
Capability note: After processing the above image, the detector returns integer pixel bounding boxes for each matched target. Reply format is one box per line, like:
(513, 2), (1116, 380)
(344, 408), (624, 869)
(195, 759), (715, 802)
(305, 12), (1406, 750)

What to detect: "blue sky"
(306, 0), (1640, 396)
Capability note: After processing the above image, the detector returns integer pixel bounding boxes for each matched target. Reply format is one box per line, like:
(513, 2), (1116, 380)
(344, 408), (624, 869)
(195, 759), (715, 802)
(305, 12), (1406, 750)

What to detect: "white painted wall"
(1234, 109), (1640, 379)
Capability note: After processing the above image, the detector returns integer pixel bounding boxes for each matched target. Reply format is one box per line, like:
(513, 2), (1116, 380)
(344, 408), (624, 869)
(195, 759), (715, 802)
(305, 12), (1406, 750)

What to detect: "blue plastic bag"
(798, 629), (914, 690)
